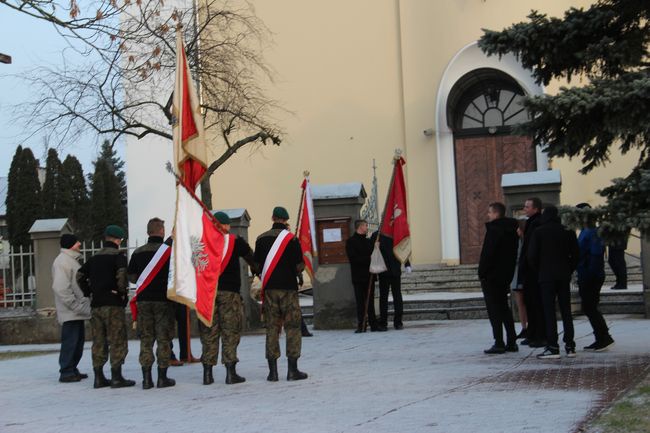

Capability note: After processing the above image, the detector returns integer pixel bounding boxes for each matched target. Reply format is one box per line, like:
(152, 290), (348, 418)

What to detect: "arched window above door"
(447, 68), (529, 135)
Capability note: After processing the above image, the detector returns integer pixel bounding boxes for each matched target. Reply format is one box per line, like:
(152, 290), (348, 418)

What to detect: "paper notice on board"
(322, 228), (342, 243)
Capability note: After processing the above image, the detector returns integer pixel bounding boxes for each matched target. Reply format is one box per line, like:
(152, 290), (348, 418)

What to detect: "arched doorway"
(447, 68), (536, 264)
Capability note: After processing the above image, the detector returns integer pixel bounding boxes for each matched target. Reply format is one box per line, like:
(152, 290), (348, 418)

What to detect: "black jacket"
(77, 241), (128, 308)
(345, 232), (373, 284)
(254, 223), (304, 291)
(219, 235), (256, 293)
(478, 217), (519, 286)
(527, 215), (579, 283)
(127, 236), (170, 303)
(517, 212), (542, 287)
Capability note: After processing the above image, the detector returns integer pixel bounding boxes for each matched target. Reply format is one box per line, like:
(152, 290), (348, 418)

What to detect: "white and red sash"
(260, 230), (294, 302)
(220, 234), (236, 273)
(129, 238), (172, 322)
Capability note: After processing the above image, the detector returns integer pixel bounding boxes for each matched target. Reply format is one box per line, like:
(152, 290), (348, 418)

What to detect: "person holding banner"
(199, 211), (258, 386)
(372, 151), (412, 331)
(254, 206), (308, 382)
(346, 219), (382, 333)
(127, 218), (175, 389)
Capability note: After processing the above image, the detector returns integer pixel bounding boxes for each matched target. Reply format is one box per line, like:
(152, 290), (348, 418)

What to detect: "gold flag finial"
(394, 149), (403, 160)
(303, 170), (310, 177)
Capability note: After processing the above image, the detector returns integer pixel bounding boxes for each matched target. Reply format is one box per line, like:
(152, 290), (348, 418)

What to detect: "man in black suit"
(528, 206), (579, 359)
(346, 220), (381, 333)
(478, 202), (519, 354)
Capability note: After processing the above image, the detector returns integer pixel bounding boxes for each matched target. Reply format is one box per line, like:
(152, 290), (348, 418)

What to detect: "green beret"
(105, 225), (126, 239)
(213, 211), (231, 224)
(272, 206), (290, 220)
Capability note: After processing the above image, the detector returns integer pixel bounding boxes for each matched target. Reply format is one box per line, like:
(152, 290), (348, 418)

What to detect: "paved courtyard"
(1, 315), (649, 433)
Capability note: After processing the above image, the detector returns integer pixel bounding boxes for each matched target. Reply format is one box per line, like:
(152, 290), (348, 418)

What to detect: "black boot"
(93, 367), (110, 389)
(202, 363), (214, 385)
(267, 359), (279, 382)
(287, 358), (308, 381)
(225, 362), (246, 385)
(110, 366), (136, 388)
(157, 367), (176, 388)
(142, 366), (154, 390)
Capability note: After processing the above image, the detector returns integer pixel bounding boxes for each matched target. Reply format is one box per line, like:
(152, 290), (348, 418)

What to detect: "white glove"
(405, 266), (412, 273)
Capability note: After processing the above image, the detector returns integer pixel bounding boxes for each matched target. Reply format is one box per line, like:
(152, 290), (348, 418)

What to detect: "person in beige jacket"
(52, 234), (91, 383)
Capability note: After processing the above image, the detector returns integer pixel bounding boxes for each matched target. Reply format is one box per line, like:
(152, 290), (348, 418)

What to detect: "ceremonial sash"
(220, 234), (236, 273)
(260, 230), (294, 302)
(129, 238), (172, 322)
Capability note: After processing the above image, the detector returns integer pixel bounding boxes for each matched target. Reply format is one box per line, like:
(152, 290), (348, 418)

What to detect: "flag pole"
(294, 171), (308, 236)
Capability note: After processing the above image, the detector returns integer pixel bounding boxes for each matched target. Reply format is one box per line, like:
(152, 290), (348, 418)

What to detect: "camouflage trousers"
(199, 291), (243, 365)
(91, 306), (129, 369)
(264, 290), (302, 360)
(137, 301), (174, 368)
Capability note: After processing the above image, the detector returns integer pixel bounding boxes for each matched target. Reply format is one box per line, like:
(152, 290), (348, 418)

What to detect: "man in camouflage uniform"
(77, 225), (135, 389)
(254, 206), (308, 382)
(199, 211), (259, 385)
(127, 218), (175, 389)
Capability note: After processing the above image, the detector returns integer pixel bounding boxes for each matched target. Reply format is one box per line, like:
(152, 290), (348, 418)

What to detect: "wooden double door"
(454, 135), (536, 264)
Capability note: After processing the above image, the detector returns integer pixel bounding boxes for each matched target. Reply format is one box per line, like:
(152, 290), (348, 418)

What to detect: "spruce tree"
(41, 148), (63, 218)
(60, 155), (90, 240)
(479, 0), (650, 236)
(89, 142), (127, 240)
(6, 147), (42, 248)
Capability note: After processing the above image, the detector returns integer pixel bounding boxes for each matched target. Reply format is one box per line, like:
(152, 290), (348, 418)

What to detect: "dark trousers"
(170, 303), (190, 360)
(481, 281), (516, 346)
(608, 247), (627, 287)
(578, 277), (610, 342)
(59, 320), (85, 378)
(379, 275), (403, 327)
(353, 278), (377, 328)
(539, 279), (574, 349)
(523, 280), (546, 342)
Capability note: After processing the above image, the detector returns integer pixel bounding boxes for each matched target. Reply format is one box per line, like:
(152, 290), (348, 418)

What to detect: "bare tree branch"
(3, 0), (284, 184)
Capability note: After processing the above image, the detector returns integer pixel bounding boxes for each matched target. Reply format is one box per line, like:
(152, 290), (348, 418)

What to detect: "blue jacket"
(577, 227), (605, 281)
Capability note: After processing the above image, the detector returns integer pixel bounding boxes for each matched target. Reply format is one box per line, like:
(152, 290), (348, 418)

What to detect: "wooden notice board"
(316, 217), (350, 265)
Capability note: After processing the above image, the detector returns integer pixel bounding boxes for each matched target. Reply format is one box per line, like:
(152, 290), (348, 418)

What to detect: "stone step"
(402, 265), (642, 280)
(301, 292), (645, 321)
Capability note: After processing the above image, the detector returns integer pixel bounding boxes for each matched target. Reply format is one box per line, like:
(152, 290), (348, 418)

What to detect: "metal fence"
(0, 240), (138, 310)
(0, 241), (36, 309)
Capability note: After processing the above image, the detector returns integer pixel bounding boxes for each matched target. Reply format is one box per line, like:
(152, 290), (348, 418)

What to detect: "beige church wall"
(207, 0), (610, 265)
(397, 0), (593, 264)
(208, 0), (406, 252)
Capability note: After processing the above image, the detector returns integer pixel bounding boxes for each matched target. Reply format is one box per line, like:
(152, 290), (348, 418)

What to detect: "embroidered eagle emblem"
(190, 236), (209, 272)
(390, 204), (403, 226)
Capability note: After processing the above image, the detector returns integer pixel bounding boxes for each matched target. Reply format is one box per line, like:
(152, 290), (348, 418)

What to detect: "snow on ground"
(1, 316), (649, 433)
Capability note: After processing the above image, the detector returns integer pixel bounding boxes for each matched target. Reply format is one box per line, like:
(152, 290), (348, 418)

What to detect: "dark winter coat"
(77, 241), (128, 308)
(218, 235), (256, 293)
(527, 215), (579, 283)
(577, 227), (606, 282)
(345, 232), (373, 284)
(127, 236), (170, 302)
(477, 217), (519, 287)
(254, 223), (304, 291)
(517, 212), (542, 287)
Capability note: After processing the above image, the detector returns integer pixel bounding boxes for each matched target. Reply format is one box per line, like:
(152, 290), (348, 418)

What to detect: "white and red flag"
(173, 30), (207, 191)
(168, 185), (224, 326)
(380, 154), (411, 263)
(296, 174), (317, 278)
(168, 30), (224, 326)
(130, 237), (173, 322)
